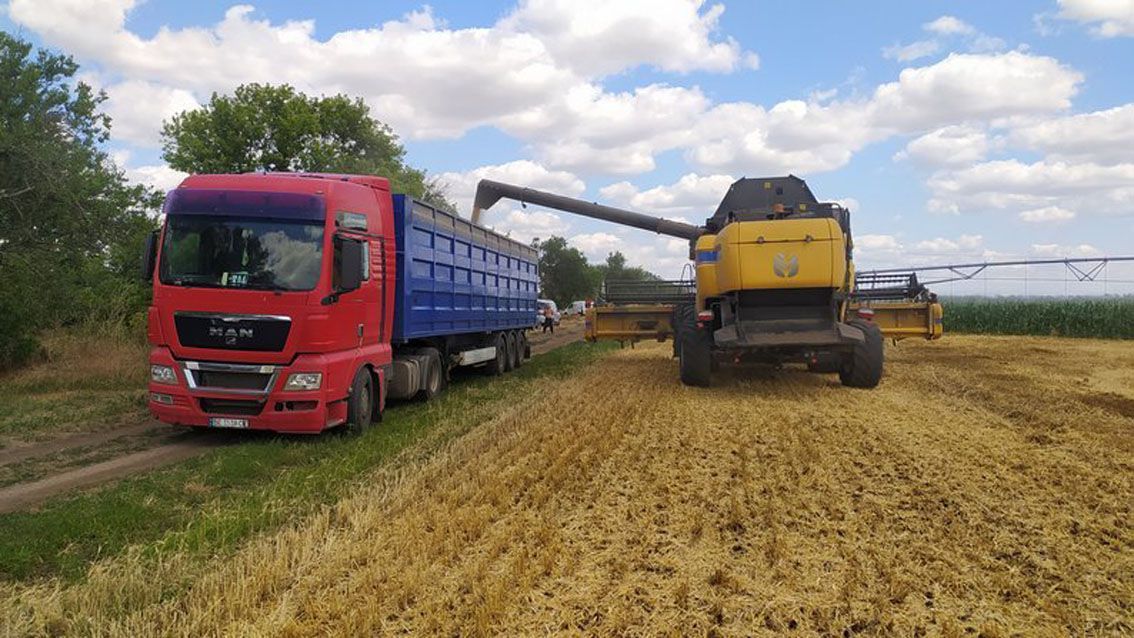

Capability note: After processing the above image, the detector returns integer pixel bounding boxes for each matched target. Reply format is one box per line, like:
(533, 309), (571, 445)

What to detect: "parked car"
(535, 299), (561, 327)
(567, 300), (587, 316)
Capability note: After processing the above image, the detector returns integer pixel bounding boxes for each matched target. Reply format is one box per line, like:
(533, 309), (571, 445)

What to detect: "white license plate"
(209, 417), (249, 429)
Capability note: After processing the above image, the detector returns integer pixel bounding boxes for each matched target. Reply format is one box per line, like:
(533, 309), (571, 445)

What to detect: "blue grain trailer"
(385, 195), (540, 402)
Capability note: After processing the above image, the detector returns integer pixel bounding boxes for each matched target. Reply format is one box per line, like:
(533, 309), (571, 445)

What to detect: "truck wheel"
(678, 307), (712, 387)
(484, 333), (506, 376)
(503, 332), (516, 372)
(521, 332), (531, 360)
(511, 331), (524, 369)
(839, 320), (884, 388)
(344, 368), (374, 435)
(416, 348), (446, 400)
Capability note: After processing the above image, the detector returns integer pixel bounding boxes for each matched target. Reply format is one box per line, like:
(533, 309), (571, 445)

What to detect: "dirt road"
(0, 321), (587, 513)
(7, 334), (1129, 635)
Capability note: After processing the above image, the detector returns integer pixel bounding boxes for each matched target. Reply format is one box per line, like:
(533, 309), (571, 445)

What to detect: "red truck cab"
(143, 173), (395, 434)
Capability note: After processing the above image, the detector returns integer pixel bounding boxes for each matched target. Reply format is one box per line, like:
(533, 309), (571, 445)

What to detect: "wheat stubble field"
(3, 335), (1132, 636)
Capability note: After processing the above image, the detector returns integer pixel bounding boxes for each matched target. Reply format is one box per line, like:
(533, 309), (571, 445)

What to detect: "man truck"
(142, 172), (538, 434)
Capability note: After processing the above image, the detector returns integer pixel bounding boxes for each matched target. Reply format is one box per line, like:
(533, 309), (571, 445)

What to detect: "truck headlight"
(150, 364), (177, 384)
(284, 372), (322, 391)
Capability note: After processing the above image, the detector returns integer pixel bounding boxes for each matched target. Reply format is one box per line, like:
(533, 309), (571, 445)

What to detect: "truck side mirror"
(141, 229), (159, 282)
(337, 237), (364, 293)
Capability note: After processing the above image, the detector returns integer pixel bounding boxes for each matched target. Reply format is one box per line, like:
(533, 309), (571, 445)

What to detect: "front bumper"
(147, 348), (349, 434)
(714, 319), (865, 350)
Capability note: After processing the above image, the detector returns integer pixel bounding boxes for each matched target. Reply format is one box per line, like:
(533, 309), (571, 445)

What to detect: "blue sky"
(4, 0), (1133, 293)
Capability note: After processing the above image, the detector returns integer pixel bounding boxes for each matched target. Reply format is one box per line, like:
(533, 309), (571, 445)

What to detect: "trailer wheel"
(416, 348), (446, 400)
(839, 320), (884, 388)
(503, 332), (516, 372)
(678, 306), (712, 387)
(521, 332), (531, 360)
(344, 367), (374, 435)
(484, 333), (507, 376)
(512, 331), (524, 368)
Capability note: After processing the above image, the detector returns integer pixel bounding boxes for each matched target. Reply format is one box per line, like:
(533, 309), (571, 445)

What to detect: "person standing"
(543, 305), (554, 334)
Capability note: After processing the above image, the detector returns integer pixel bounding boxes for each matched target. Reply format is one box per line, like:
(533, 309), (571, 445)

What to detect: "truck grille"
(182, 361), (280, 395)
(198, 398), (265, 416)
(174, 312), (291, 352)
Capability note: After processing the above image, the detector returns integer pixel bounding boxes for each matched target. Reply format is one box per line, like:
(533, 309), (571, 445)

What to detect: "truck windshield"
(159, 215), (324, 291)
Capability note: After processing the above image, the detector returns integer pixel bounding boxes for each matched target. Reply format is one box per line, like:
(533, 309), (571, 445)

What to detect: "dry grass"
(2, 335), (1131, 635)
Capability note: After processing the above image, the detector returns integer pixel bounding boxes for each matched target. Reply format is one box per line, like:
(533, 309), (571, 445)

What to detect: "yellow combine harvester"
(474, 176), (942, 388)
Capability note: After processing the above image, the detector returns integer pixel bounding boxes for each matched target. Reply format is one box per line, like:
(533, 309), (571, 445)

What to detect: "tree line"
(534, 239), (658, 308)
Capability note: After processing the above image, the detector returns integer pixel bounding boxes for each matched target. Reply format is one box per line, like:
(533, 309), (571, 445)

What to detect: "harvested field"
(3, 335), (1131, 635)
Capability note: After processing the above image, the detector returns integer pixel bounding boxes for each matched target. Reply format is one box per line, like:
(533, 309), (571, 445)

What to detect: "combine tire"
(343, 367), (374, 435)
(678, 306), (713, 387)
(484, 332), (507, 376)
(839, 320), (884, 388)
(416, 348), (446, 400)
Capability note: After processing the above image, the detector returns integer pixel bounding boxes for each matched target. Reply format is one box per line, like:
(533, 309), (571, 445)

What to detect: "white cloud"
(855, 234), (902, 254)
(896, 125), (991, 167)
(598, 173), (735, 215)
(915, 234), (984, 254)
(927, 159), (1134, 215)
(1010, 104), (1134, 164)
(688, 52), (1081, 176)
(500, 0), (756, 75)
(834, 197), (861, 212)
(101, 80), (200, 147)
(492, 209), (570, 243)
(925, 15), (976, 35)
(883, 40), (940, 62)
(1057, 0), (1134, 37)
(1031, 242), (1100, 257)
(436, 160), (585, 218)
(569, 232), (624, 262)
(1019, 206), (1076, 223)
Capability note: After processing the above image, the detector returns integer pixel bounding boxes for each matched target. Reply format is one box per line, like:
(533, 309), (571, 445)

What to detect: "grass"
(0, 329), (150, 445)
(943, 295), (1134, 339)
(0, 341), (614, 583)
(3, 336), (1132, 635)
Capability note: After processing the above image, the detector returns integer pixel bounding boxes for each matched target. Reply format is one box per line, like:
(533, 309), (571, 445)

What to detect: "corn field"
(943, 296), (1134, 339)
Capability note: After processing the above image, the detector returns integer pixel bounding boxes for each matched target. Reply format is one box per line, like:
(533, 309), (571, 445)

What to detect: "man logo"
(773, 253), (799, 278)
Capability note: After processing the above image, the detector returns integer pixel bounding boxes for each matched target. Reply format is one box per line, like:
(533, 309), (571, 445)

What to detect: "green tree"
(0, 33), (158, 368)
(535, 237), (598, 307)
(161, 84), (453, 210)
(593, 251), (660, 285)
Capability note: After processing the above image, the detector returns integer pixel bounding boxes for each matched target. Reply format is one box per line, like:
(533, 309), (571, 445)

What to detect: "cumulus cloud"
(895, 125), (992, 167)
(924, 15), (977, 35)
(1009, 104), (1134, 164)
(1057, 0), (1134, 37)
(882, 40), (940, 62)
(100, 80), (200, 147)
(1031, 242), (1100, 257)
(926, 159), (1134, 216)
(436, 160), (585, 217)
(687, 52), (1081, 176)
(500, 0), (757, 75)
(1019, 206), (1076, 223)
(598, 173), (735, 216)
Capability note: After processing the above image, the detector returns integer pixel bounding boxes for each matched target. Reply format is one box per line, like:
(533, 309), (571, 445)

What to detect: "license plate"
(209, 417), (249, 429)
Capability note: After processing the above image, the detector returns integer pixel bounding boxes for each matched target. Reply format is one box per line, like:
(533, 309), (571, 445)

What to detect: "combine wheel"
(343, 367), (374, 435)
(678, 306), (712, 387)
(416, 347), (446, 400)
(839, 319), (884, 388)
(484, 332), (507, 376)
